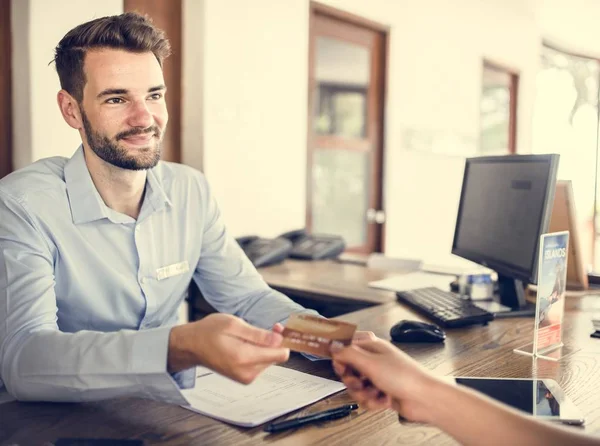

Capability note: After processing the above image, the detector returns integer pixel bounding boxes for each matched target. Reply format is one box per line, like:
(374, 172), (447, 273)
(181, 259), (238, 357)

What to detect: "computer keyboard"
(395, 287), (494, 328)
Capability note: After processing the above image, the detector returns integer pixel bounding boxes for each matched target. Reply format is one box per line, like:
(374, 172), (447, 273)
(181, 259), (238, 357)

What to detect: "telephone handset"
(277, 229), (308, 244)
(278, 229), (346, 261)
(236, 228), (346, 268)
(235, 236), (292, 268)
(236, 235), (259, 247)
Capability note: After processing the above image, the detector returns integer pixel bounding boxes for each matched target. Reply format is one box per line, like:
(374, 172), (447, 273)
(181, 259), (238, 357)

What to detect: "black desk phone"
(236, 235), (293, 268)
(279, 229), (346, 260)
(236, 229), (345, 268)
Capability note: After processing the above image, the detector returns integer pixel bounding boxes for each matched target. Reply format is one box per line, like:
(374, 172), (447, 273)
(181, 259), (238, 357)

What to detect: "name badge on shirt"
(156, 261), (190, 281)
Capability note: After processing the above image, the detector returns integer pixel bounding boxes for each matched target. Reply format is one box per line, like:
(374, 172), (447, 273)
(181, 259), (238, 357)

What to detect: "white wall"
(538, 0), (600, 58)
(11, 0), (123, 169)
(201, 0), (542, 262)
(202, 0), (309, 238)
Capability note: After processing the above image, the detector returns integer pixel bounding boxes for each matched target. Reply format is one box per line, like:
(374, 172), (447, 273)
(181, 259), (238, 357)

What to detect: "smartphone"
(441, 377), (585, 426)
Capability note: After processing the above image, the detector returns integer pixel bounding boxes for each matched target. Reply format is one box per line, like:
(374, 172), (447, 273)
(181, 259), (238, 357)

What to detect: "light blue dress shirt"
(0, 146), (315, 404)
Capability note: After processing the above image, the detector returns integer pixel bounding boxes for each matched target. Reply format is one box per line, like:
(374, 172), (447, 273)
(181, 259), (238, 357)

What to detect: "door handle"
(366, 208), (376, 223)
(367, 209), (385, 224)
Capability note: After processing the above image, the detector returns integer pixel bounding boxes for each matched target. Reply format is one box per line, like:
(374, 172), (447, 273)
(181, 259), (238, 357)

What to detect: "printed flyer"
(533, 231), (569, 354)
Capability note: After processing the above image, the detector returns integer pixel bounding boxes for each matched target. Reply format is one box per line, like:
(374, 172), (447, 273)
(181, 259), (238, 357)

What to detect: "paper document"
(593, 313), (600, 330)
(180, 365), (345, 427)
(368, 272), (454, 292)
(422, 255), (493, 276)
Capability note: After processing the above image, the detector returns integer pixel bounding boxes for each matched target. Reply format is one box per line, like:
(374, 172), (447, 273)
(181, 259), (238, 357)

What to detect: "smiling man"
(0, 13), (337, 404)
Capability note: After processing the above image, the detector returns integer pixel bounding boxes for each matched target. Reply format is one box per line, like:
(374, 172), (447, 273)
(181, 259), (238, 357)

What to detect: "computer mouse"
(390, 320), (446, 343)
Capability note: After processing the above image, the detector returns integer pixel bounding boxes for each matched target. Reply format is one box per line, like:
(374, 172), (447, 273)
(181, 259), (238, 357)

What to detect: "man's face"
(79, 49), (168, 170)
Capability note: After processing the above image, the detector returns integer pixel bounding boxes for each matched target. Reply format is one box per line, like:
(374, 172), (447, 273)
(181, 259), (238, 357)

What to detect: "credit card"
(281, 314), (357, 358)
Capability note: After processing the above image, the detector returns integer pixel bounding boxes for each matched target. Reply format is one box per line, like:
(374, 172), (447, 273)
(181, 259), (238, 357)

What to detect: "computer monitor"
(451, 154), (559, 315)
(548, 180), (588, 290)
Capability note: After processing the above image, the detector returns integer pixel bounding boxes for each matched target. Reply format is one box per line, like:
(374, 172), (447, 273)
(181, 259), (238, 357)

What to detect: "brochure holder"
(514, 231), (576, 361)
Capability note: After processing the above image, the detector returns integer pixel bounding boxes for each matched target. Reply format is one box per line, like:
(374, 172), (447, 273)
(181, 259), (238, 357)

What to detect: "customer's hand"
(168, 314), (290, 384)
(331, 338), (440, 423)
(353, 330), (377, 342)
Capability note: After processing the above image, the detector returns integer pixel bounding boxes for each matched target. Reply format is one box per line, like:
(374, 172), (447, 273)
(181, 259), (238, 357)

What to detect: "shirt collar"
(65, 146), (108, 224)
(65, 146), (173, 225)
(145, 167), (173, 214)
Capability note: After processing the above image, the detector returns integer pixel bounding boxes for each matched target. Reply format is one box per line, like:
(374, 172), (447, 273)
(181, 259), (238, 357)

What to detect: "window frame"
(480, 60), (519, 155)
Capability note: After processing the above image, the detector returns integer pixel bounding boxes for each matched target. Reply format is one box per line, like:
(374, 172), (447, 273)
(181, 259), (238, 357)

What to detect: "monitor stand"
(476, 275), (536, 318)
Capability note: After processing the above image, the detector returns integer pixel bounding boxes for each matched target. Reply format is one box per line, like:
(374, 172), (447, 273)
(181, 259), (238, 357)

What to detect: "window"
(480, 61), (518, 155)
(532, 44), (600, 270)
(316, 83), (368, 138)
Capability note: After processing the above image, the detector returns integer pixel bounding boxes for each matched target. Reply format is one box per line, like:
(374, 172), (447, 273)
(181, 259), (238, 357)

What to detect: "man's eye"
(149, 93), (163, 100)
(106, 98), (124, 104)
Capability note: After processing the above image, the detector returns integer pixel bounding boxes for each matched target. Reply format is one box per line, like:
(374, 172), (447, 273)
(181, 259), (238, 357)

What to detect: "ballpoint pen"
(264, 403), (359, 433)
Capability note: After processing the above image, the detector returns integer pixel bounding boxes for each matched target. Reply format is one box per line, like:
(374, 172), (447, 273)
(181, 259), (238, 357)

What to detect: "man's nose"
(128, 100), (154, 128)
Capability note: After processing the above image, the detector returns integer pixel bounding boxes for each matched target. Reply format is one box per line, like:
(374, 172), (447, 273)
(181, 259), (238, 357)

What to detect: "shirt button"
(135, 226), (141, 233)
(141, 277), (147, 284)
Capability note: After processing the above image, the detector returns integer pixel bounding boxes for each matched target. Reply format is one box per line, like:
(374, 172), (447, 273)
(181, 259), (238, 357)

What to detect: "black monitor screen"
(452, 156), (558, 283)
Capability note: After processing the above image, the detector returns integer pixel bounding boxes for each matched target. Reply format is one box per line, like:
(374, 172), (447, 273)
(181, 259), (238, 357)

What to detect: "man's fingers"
(222, 344), (290, 385)
(272, 322), (285, 334)
(253, 346), (290, 364)
(236, 342), (290, 365)
(230, 320), (283, 347)
(233, 363), (274, 385)
(226, 363), (268, 385)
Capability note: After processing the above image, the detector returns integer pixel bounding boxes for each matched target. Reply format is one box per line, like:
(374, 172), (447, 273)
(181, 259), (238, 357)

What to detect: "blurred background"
(2, 0), (600, 270)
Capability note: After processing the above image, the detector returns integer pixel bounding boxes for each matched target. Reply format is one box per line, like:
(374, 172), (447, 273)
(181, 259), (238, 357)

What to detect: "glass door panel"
(312, 149), (369, 246)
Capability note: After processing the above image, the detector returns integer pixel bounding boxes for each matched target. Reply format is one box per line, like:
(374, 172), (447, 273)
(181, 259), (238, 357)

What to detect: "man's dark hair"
(53, 12), (171, 102)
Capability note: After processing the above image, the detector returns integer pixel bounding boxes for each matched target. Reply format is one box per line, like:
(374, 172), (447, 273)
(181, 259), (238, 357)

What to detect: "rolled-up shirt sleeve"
(0, 192), (187, 404)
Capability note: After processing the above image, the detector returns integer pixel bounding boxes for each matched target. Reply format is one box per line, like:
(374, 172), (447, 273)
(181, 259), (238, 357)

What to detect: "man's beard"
(81, 109), (162, 171)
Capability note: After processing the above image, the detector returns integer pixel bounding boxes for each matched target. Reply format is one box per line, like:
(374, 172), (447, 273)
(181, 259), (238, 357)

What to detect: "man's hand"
(272, 322), (285, 335)
(168, 314), (290, 384)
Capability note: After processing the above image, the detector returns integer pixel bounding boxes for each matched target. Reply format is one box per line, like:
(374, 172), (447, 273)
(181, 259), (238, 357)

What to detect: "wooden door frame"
(0, 0), (13, 178)
(124, 0), (183, 163)
(306, 2), (388, 253)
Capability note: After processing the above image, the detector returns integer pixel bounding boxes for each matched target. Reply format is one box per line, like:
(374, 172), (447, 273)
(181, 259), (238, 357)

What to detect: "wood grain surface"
(2, 261), (600, 446)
